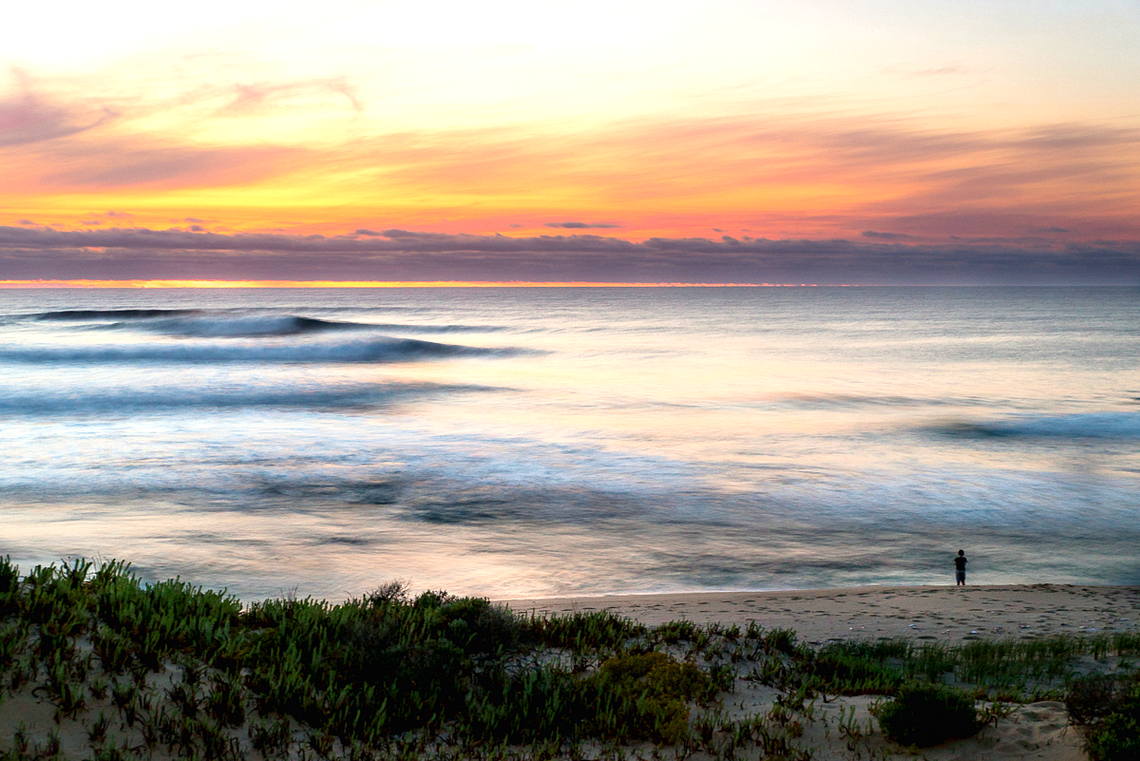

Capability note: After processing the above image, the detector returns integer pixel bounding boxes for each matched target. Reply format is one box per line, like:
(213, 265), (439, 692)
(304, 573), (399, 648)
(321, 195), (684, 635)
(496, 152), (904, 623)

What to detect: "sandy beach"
(502, 583), (1140, 643)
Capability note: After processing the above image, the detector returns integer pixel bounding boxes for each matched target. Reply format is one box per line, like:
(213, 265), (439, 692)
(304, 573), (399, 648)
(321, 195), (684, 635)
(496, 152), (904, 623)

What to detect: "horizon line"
(0, 279), (829, 289)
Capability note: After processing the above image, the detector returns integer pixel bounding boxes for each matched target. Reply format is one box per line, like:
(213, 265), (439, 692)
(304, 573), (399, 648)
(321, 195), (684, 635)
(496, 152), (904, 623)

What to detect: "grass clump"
(872, 682), (981, 747)
(521, 609), (647, 652)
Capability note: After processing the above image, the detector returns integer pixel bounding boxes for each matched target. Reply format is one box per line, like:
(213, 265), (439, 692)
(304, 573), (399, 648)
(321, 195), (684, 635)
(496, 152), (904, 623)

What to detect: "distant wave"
(128, 315), (370, 338)
(932, 412), (1140, 439)
(772, 393), (967, 409)
(117, 315), (507, 338)
(31, 308), (202, 320)
(355, 323), (506, 334)
(0, 382), (497, 415)
(0, 336), (531, 364)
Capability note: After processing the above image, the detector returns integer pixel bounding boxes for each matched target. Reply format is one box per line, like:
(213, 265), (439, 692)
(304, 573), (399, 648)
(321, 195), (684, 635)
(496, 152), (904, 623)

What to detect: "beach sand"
(501, 583), (1140, 643)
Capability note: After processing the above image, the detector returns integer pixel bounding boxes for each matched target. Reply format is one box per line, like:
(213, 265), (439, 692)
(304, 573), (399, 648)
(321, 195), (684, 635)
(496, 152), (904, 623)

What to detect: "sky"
(2, 0), (1139, 285)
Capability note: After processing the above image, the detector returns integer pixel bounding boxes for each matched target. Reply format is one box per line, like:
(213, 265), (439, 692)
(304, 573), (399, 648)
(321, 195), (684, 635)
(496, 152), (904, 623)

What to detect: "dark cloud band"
(0, 226), (1137, 284)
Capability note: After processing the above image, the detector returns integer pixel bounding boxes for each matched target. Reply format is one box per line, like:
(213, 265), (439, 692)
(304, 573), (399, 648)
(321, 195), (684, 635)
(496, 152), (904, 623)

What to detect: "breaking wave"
(0, 336), (530, 364)
(0, 382), (496, 415)
(130, 315), (370, 337)
(122, 315), (507, 338)
(351, 323), (506, 334)
(932, 412), (1140, 439)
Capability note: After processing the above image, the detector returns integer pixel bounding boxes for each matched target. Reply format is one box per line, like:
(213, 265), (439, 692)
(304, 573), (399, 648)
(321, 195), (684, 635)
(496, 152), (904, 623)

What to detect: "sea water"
(0, 287), (1136, 599)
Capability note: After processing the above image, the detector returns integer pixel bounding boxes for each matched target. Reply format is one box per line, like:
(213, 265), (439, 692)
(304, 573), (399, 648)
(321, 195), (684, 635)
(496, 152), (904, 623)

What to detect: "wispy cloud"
(45, 145), (305, 189)
(544, 221), (620, 229)
(217, 77), (362, 115)
(0, 70), (116, 147)
(861, 230), (915, 240)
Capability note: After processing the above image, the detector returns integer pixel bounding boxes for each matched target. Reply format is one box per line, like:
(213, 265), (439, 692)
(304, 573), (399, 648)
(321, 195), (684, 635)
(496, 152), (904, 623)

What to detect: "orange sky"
(2, 1), (1139, 283)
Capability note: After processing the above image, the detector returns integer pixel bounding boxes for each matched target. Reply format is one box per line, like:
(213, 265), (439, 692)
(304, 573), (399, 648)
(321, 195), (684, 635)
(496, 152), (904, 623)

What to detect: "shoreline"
(499, 583), (1140, 643)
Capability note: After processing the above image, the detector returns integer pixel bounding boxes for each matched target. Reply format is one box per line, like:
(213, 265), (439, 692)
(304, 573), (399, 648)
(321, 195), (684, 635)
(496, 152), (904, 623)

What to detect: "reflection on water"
(0, 287), (1137, 599)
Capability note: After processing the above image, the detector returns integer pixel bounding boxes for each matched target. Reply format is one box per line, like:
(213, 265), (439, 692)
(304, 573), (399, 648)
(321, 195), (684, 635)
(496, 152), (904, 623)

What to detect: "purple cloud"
(46, 145), (300, 188)
(544, 221), (621, 229)
(862, 231), (915, 240)
(0, 225), (1136, 285)
(0, 70), (116, 147)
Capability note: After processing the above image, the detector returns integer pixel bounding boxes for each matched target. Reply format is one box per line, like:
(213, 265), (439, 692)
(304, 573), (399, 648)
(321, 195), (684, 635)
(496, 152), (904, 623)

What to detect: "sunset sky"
(2, 0), (1139, 284)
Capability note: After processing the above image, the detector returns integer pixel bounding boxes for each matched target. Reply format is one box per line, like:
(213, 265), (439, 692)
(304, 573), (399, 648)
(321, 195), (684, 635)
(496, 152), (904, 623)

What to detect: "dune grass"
(0, 557), (1135, 760)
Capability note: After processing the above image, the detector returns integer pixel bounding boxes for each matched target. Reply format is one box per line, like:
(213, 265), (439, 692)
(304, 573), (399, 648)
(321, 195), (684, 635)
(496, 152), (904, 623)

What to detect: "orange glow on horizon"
(0, 279), (824, 289)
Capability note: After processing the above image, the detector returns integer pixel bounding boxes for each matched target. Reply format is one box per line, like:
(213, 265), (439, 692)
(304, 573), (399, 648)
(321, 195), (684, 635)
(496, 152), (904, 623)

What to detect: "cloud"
(544, 221), (621, 229)
(0, 70), (116, 147)
(3, 87), (1138, 249)
(218, 77), (362, 115)
(884, 64), (969, 78)
(42, 145), (305, 189)
(861, 230), (915, 240)
(0, 225), (1136, 285)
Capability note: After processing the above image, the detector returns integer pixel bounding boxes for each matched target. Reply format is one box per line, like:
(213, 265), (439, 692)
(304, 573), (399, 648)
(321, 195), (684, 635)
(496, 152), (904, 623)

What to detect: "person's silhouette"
(954, 549), (968, 586)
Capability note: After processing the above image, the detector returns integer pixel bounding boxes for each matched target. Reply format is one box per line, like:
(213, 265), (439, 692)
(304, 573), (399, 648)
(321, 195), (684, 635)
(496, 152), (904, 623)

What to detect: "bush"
(586, 652), (716, 744)
(874, 682), (981, 747)
(1067, 672), (1140, 761)
(1066, 673), (1123, 726)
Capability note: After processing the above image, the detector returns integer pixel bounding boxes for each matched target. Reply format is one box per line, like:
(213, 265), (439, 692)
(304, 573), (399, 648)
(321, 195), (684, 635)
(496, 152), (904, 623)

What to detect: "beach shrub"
(873, 682), (981, 747)
(1067, 672), (1140, 761)
(1084, 708), (1140, 761)
(1066, 673), (1124, 726)
(0, 556), (18, 616)
(585, 651), (717, 744)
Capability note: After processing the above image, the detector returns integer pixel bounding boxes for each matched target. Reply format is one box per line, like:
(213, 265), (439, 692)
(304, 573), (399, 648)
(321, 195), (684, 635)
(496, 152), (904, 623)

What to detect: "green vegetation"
(1066, 671), (1140, 761)
(871, 682), (981, 747)
(747, 628), (1140, 701)
(0, 557), (1136, 760)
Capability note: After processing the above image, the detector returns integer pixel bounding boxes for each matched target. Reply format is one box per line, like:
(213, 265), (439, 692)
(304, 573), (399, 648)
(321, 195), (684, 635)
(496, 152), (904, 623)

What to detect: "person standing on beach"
(954, 549), (968, 586)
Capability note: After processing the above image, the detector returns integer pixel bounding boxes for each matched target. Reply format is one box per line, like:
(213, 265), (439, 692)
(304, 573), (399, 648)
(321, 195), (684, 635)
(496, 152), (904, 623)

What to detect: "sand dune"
(498, 584), (1140, 760)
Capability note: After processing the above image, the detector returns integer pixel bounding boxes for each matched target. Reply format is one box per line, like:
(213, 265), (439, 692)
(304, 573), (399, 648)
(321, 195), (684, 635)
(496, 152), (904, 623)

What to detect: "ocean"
(0, 286), (1136, 600)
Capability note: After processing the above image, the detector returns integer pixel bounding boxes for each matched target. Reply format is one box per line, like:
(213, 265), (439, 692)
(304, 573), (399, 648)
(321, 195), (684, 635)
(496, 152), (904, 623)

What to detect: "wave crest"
(0, 382), (497, 415)
(0, 336), (530, 364)
(133, 315), (365, 337)
(933, 412), (1140, 439)
(125, 315), (507, 338)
